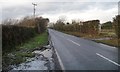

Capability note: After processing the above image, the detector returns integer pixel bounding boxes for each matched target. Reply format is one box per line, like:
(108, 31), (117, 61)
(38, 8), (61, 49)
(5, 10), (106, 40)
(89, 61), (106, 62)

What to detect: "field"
(63, 29), (119, 47)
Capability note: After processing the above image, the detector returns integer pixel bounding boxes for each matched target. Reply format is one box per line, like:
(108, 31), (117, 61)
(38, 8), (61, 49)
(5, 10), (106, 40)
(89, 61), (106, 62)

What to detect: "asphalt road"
(48, 29), (119, 70)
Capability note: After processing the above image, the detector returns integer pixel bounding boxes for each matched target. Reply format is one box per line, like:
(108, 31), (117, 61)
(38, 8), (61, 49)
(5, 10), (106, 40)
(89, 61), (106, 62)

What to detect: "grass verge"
(63, 31), (119, 47)
(3, 32), (48, 70)
(94, 39), (120, 47)
(18, 32), (48, 49)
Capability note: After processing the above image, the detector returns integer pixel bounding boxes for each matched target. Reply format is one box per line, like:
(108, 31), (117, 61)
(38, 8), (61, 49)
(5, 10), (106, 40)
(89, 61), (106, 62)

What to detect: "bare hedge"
(2, 25), (37, 53)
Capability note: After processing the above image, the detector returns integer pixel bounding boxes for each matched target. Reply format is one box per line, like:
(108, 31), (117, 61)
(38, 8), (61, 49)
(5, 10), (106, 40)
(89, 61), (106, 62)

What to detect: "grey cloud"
(38, 2), (117, 14)
(93, 2), (117, 10)
(2, 2), (118, 20)
(3, 6), (32, 19)
(36, 2), (96, 15)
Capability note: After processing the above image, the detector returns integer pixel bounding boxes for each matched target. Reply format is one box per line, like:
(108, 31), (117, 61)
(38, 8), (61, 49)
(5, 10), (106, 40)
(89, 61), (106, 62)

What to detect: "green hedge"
(2, 25), (37, 53)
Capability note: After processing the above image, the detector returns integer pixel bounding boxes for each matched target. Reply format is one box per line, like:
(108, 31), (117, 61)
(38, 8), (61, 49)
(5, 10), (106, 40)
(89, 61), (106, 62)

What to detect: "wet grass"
(15, 52), (35, 58)
(64, 30), (116, 39)
(63, 29), (119, 47)
(94, 39), (120, 48)
(2, 32), (48, 70)
(18, 32), (48, 49)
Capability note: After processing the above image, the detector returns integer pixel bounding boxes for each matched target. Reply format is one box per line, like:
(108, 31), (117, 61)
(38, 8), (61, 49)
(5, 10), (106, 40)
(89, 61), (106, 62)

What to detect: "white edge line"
(52, 41), (65, 70)
(54, 48), (65, 70)
(99, 43), (116, 49)
(67, 39), (80, 46)
(96, 53), (120, 66)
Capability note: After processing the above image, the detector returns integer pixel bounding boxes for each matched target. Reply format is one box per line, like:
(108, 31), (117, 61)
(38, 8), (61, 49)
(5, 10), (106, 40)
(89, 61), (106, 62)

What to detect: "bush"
(101, 21), (113, 29)
(35, 17), (49, 33)
(2, 16), (49, 53)
(2, 25), (37, 53)
(113, 15), (120, 39)
(53, 19), (99, 35)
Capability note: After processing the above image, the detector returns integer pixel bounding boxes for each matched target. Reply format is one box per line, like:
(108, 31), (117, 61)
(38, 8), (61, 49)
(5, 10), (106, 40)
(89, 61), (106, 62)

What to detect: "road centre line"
(96, 53), (120, 66)
(67, 39), (81, 46)
(59, 34), (81, 46)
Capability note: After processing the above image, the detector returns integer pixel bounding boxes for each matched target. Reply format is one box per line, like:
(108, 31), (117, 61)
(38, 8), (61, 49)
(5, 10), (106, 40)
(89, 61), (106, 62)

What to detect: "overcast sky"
(0, 0), (120, 23)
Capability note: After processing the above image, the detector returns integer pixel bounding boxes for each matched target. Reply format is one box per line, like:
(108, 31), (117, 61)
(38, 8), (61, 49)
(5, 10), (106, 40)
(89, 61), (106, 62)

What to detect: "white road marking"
(67, 39), (80, 46)
(99, 43), (116, 49)
(96, 53), (120, 66)
(54, 48), (65, 70)
(60, 34), (81, 46)
(52, 40), (55, 46)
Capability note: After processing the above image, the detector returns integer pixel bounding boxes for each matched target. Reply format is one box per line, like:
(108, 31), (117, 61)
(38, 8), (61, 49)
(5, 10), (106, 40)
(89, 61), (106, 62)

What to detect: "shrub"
(2, 25), (37, 53)
(2, 16), (49, 53)
(113, 15), (120, 39)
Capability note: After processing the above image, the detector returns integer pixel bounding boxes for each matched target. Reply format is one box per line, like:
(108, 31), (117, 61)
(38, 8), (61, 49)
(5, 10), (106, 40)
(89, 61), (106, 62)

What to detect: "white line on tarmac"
(99, 43), (116, 49)
(54, 48), (65, 70)
(67, 39), (81, 46)
(96, 53), (120, 66)
(52, 36), (65, 71)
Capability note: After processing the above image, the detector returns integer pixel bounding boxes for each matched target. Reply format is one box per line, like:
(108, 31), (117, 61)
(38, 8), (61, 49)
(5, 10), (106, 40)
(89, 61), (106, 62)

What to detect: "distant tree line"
(101, 21), (113, 29)
(51, 15), (120, 39)
(53, 19), (100, 35)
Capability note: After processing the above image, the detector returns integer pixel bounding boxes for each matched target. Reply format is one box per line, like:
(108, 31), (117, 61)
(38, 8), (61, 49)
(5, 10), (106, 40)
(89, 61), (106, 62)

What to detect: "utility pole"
(32, 3), (37, 18)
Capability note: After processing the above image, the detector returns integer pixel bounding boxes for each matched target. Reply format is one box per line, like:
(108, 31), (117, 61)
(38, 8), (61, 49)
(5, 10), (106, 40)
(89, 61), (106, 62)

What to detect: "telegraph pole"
(32, 3), (37, 18)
